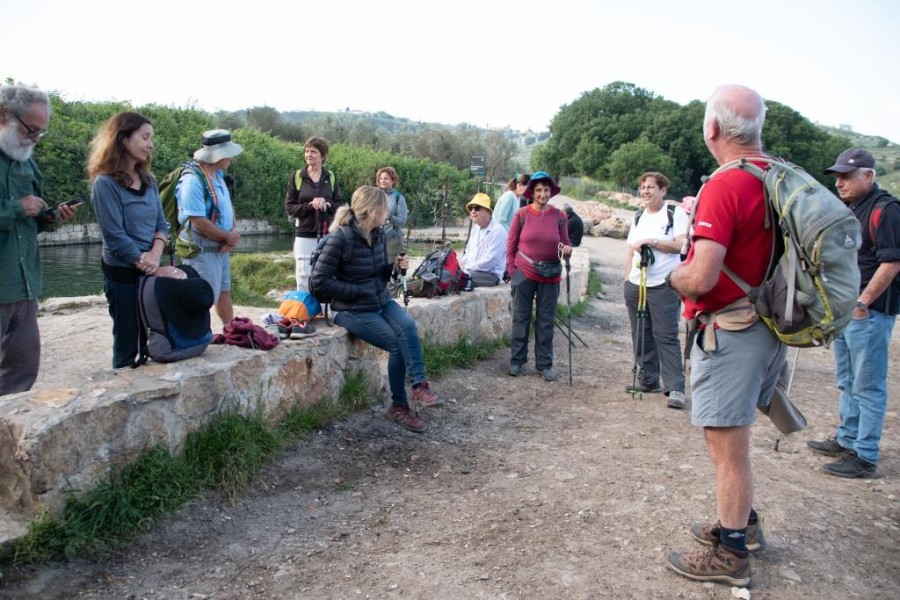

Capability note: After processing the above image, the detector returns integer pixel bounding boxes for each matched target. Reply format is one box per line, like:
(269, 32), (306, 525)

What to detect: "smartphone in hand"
(60, 198), (84, 207)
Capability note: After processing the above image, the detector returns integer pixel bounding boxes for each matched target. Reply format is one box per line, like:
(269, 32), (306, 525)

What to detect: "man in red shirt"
(665, 85), (787, 587)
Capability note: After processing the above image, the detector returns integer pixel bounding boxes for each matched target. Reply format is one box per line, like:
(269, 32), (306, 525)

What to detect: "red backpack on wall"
(407, 245), (463, 298)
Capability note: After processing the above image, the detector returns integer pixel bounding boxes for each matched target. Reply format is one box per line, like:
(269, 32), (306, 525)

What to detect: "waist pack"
(518, 250), (562, 279)
(212, 317), (279, 350)
(407, 245), (463, 298)
(697, 157), (861, 348)
(135, 265), (214, 366)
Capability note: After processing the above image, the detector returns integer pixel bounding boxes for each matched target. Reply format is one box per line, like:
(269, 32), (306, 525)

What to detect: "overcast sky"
(3, 0), (899, 145)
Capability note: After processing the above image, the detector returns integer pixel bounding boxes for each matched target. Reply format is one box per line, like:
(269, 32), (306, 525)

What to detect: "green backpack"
(157, 161), (215, 262)
(695, 156), (861, 348)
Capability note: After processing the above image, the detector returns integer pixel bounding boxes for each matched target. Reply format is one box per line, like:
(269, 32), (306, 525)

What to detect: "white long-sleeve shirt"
(461, 219), (508, 279)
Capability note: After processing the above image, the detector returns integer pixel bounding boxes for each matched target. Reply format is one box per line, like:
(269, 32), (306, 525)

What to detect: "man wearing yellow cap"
(460, 192), (507, 287)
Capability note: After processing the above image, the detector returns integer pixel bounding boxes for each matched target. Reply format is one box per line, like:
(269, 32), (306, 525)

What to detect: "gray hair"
(703, 85), (766, 146)
(858, 167), (877, 182)
(0, 84), (51, 117)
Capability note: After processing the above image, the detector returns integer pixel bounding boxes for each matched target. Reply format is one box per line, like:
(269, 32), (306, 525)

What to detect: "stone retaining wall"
(0, 249), (589, 546)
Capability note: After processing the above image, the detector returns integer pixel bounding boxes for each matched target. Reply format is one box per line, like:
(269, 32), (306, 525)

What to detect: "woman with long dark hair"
(88, 111), (186, 368)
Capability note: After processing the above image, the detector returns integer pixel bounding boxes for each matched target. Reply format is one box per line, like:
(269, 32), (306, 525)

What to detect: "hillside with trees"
(26, 82), (899, 230)
(531, 81), (871, 197)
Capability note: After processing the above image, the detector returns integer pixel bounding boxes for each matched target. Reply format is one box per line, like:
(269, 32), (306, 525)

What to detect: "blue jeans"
(334, 300), (426, 407)
(103, 276), (139, 369)
(833, 309), (896, 464)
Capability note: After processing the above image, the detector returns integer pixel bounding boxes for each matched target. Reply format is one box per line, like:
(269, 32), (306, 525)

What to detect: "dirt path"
(3, 235), (899, 599)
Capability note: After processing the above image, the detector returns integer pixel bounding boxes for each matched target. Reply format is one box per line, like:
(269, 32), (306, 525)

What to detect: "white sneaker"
(667, 391), (686, 409)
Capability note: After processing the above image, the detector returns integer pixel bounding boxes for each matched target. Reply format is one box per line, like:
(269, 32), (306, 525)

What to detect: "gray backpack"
(696, 156), (861, 348)
(135, 265), (214, 365)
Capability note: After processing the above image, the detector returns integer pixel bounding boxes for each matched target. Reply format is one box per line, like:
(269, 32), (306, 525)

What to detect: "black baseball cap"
(824, 148), (875, 174)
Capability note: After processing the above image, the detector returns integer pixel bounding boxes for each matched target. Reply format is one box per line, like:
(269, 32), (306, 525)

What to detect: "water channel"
(39, 235), (461, 299)
(40, 234), (295, 299)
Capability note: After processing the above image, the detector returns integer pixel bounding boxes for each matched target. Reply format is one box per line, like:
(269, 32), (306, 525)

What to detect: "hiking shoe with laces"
(807, 437), (851, 457)
(667, 391), (686, 409)
(412, 382), (444, 408)
(540, 368), (557, 382)
(822, 453), (876, 479)
(290, 320), (316, 339)
(625, 383), (662, 394)
(276, 318), (293, 339)
(386, 405), (424, 432)
(508, 364), (522, 377)
(690, 519), (766, 553)
(667, 540), (751, 587)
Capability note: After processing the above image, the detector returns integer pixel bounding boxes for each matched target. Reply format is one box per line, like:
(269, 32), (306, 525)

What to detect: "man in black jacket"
(808, 149), (900, 478)
(564, 204), (584, 247)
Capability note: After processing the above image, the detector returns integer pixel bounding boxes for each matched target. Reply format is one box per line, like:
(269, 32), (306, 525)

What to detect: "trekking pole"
(399, 251), (410, 312)
(774, 346), (802, 451)
(441, 179), (449, 244)
(554, 317), (588, 348)
(560, 244), (573, 386)
(628, 245), (653, 398)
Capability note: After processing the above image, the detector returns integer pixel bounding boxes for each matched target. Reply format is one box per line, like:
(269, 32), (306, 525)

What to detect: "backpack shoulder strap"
(633, 204), (677, 234)
(181, 161), (217, 222)
(634, 208), (644, 226)
(295, 168), (336, 193)
(134, 275), (151, 368)
(517, 206), (528, 228)
(665, 203), (676, 235)
(868, 196), (899, 243)
(294, 168), (304, 191)
(333, 225), (354, 262)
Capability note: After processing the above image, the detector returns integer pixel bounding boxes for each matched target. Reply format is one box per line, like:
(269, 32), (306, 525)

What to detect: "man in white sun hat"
(176, 129), (243, 326)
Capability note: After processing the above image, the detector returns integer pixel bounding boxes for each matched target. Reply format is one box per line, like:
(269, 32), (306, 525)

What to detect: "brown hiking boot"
(386, 405), (425, 432)
(411, 382), (444, 408)
(690, 519), (766, 553)
(667, 540), (751, 587)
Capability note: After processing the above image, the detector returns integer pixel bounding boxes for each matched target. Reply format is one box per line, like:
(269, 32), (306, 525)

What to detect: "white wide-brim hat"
(193, 129), (243, 163)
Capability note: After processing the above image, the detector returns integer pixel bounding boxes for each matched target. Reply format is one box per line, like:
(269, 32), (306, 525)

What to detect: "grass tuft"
(422, 336), (507, 379)
(229, 253), (294, 307)
(182, 411), (284, 501)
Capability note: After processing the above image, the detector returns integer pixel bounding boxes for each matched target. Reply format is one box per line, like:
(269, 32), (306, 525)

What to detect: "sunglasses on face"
(469, 206), (483, 212)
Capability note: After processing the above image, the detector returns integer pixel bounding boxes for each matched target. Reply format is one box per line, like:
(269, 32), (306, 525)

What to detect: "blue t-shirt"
(175, 168), (233, 245)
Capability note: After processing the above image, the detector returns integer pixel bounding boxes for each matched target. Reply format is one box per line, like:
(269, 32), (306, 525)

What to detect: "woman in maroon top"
(505, 171), (572, 381)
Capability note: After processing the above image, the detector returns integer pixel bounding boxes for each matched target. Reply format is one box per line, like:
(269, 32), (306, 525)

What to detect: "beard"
(0, 124), (36, 162)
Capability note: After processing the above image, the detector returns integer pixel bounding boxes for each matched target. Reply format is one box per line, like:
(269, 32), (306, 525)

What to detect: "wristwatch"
(665, 271), (675, 290)
(855, 300), (868, 311)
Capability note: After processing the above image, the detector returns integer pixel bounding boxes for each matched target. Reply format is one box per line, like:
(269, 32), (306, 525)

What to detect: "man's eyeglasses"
(13, 113), (48, 140)
(468, 206), (483, 212)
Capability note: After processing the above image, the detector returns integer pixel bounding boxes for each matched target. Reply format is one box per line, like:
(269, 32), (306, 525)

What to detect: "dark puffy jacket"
(309, 219), (394, 312)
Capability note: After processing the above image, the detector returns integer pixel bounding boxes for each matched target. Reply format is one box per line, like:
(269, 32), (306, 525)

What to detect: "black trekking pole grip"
(398, 251), (407, 276)
(640, 244), (654, 268)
